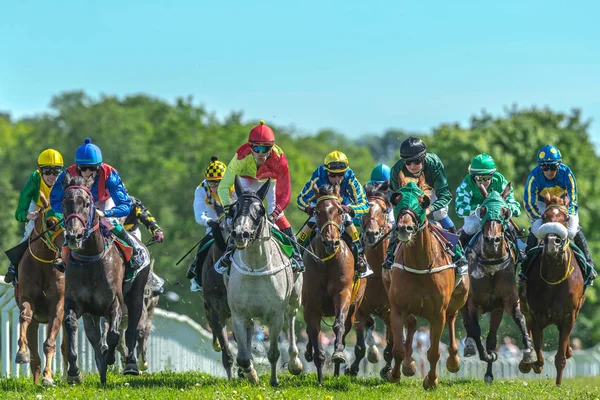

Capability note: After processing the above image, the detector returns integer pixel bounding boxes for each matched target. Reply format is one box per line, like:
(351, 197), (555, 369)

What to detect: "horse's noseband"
(64, 185), (97, 242)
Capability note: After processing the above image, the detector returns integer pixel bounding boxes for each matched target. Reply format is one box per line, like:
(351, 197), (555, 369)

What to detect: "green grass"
(1, 372), (600, 400)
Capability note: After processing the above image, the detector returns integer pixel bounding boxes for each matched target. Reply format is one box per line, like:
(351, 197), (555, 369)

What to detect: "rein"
(314, 195), (344, 262)
(28, 214), (65, 264)
(64, 185), (100, 242)
(540, 239), (574, 285)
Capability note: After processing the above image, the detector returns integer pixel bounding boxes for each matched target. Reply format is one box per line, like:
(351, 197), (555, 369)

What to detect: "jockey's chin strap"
(64, 185), (100, 242)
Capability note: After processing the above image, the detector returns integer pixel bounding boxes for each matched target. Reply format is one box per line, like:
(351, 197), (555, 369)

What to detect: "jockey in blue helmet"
(50, 138), (147, 271)
(520, 144), (597, 287)
(368, 163), (391, 185)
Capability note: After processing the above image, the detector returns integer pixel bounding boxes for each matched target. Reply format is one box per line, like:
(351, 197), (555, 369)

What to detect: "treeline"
(1, 92), (598, 347)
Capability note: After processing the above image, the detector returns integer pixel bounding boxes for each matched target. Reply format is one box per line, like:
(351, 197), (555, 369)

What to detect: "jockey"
(356, 163), (395, 228)
(4, 149), (64, 283)
(520, 144), (597, 283)
(384, 137), (456, 269)
(456, 154), (522, 249)
(50, 138), (146, 269)
(217, 121), (305, 272)
(296, 150), (373, 278)
(186, 156), (229, 290)
(123, 194), (165, 296)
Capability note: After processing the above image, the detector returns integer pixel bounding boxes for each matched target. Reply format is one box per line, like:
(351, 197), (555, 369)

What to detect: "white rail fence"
(2, 278), (600, 380)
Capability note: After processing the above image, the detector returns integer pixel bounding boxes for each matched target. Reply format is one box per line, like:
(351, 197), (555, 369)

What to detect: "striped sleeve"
(565, 168), (578, 215)
(455, 179), (474, 217)
(348, 175), (369, 217)
(524, 172), (542, 220)
(297, 170), (320, 211)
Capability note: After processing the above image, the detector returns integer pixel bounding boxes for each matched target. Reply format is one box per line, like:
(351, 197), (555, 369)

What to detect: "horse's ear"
(543, 190), (552, 205)
(256, 179), (271, 201)
(234, 175), (243, 197)
(418, 174), (427, 190)
(390, 192), (402, 206)
(502, 207), (512, 221)
(380, 181), (389, 193)
(398, 171), (406, 188)
(563, 194), (570, 208)
(477, 181), (489, 199)
(62, 171), (72, 190)
(334, 184), (341, 196)
(478, 205), (487, 219)
(312, 183), (320, 199)
(419, 194), (430, 210)
(501, 182), (512, 200)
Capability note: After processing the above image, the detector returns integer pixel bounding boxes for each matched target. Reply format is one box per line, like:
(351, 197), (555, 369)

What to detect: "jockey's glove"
(304, 206), (315, 216)
(341, 205), (355, 217)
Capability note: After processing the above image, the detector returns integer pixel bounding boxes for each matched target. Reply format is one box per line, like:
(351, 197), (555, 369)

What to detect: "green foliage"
(0, 372), (599, 399)
(2, 93), (599, 347)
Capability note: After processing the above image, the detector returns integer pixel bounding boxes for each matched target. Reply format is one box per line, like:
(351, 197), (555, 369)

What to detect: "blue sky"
(2, 0), (599, 142)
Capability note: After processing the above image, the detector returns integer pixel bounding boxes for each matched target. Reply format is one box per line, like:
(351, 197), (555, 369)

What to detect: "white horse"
(223, 177), (303, 387)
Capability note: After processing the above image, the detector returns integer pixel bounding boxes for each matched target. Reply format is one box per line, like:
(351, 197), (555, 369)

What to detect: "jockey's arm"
(15, 171), (40, 222)
(347, 176), (369, 218)
(455, 178), (475, 218)
(296, 173), (320, 212)
(501, 180), (522, 217)
(49, 170), (67, 216)
(430, 163), (452, 212)
(273, 153), (292, 215)
(194, 185), (217, 226)
(103, 171), (132, 218)
(135, 199), (162, 235)
(523, 172), (542, 221)
(389, 160), (402, 192)
(564, 167), (579, 216)
(217, 153), (241, 208)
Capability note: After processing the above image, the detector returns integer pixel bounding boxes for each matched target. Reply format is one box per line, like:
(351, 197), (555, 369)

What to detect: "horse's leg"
(365, 315), (381, 364)
(25, 320), (41, 384)
(555, 315), (577, 386)
(385, 308), (406, 383)
(63, 298), (83, 384)
(209, 308), (233, 379)
(506, 301), (535, 365)
(423, 313), (446, 390)
(460, 304), (476, 357)
(16, 298), (34, 365)
(123, 296), (144, 375)
(484, 309), (502, 384)
(331, 296), (351, 368)
(286, 301), (303, 376)
(446, 309), (461, 374)
(232, 314), (258, 384)
(41, 301), (64, 386)
(82, 314), (108, 384)
(465, 299), (491, 362)
(531, 320), (545, 374)
(382, 311), (394, 369)
(137, 299), (156, 372)
(267, 314), (285, 387)
(348, 311), (367, 376)
(305, 311), (325, 383)
(106, 297), (123, 367)
(402, 315), (418, 377)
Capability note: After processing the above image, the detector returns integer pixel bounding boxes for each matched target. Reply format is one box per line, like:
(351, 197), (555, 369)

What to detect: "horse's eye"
(338, 209), (343, 216)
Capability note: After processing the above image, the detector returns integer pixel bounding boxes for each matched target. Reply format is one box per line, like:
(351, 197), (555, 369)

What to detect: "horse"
(461, 183), (535, 384)
(303, 183), (367, 384)
(518, 193), (586, 386)
(200, 219), (235, 379)
(348, 181), (394, 376)
(61, 175), (150, 384)
(223, 177), (303, 387)
(14, 201), (67, 386)
(384, 181), (469, 389)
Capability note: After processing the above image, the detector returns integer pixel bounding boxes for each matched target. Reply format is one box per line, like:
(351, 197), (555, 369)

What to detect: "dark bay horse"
(518, 193), (586, 386)
(461, 183), (535, 384)
(200, 220), (234, 379)
(61, 175), (149, 384)
(385, 181), (469, 389)
(303, 184), (367, 383)
(15, 203), (67, 385)
(349, 181), (394, 376)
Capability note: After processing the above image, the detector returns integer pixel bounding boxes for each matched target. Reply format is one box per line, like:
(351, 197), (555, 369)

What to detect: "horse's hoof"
(138, 360), (149, 372)
(42, 377), (54, 387)
(213, 342), (222, 352)
(331, 350), (346, 364)
(123, 363), (140, 376)
(345, 366), (359, 377)
(446, 356), (461, 373)
(304, 350), (313, 363)
(521, 349), (536, 365)
(463, 338), (476, 357)
(67, 372), (83, 385)
(270, 376), (279, 387)
(402, 360), (417, 377)
(367, 345), (380, 363)
(106, 353), (116, 366)
(533, 362), (544, 374)
(15, 352), (30, 364)
(519, 361), (532, 374)
(484, 374), (494, 385)
(288, 358), (303, 375)
(423, 375), (439, 390)
(386, 369), (400, 383)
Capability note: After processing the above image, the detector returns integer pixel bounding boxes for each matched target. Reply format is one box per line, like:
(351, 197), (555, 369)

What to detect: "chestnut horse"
(303, 184), (366, 383)
(518, 193), (586, 386)
(349, 181), (394, 376)
(15, 202), (67, 386)
(461, 183), (535, 384)
(385, 181), (469, 389)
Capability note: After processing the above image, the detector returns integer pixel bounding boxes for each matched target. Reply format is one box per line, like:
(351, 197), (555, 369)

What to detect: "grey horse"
(222, 177), (303, 387)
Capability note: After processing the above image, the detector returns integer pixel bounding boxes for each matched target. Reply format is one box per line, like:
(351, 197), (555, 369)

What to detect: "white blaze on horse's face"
(231, 215), (255, 249)
(481, 221), (503, 258)
(395, 213), (417, 244)
(544, 234), (564, 255)
(363, 201), (384, 246)
(317, 201), (342, 255)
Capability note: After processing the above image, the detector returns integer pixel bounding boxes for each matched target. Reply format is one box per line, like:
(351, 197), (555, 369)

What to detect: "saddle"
(522, 242), (593, 287)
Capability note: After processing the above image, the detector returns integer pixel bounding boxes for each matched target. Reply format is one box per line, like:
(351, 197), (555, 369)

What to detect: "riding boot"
(4, 264), (16, 283)
(353, 239), (373, 278)
(186, 234), (214, 280)
(52, 258), (65, 273)
(282, 227), (305, 273)
(459, 231), (474, 250)
(148, 271), (165, 296)
(296, 220), (316, 247)
(217, 236), (236, 273)
(573, 230), (598, 282)
(383, 234), (398, 270)
(186, 248), (200, 279)
(113, 226), (146, 269)
(447, 225), (457, 234)
(518, 231), (540, 299)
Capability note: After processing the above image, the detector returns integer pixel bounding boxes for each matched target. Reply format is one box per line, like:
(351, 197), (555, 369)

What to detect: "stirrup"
(357, 266), (373, 278)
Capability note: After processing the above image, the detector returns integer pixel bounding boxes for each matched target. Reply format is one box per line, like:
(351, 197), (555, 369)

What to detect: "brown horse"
(461, 183), (535, 384)
(349, 181), (394, 376)
(385, 181), (469, 389)
(15, 204), (67, 386)
(303, 184), (367, 383)
(518, 193), (585, 386)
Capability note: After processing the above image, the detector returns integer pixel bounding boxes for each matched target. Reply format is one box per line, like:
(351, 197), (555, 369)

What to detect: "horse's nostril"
(494, 237), (501, 244)
(333, 240), (340, 248)
(242, 232), (250, 240)
(406, 226), (414, 233)
(554, 238), (562, 245)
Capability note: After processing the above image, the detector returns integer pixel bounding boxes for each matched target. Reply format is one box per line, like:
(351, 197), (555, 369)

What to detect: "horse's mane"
(63, 174), (87, 190)
(398, 171), (432, 193)
(365, 182), (389, 197)
(318, 184), (338, 196)
(547, 196), (566, 207)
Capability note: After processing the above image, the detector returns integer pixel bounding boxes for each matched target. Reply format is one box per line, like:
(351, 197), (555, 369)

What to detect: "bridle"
(63, 185), (99, 242)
